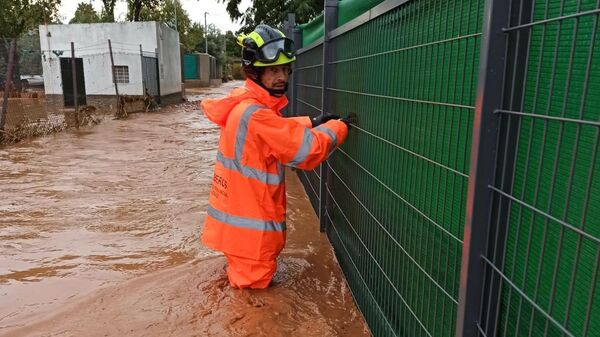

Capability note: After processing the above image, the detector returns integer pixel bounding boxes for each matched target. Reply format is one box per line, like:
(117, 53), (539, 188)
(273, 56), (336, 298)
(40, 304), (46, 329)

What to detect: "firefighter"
(200, 24), (353, 288)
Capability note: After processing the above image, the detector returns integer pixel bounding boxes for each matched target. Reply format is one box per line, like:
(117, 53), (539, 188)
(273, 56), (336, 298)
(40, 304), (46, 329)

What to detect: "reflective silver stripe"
(235, 105), (262, 161)
(286, 128), (315, 167)
(314, 125), (338, 154)
(276, 162), (285, 181)
(217, 104), (284, 185)
(217, 151), (283, 185)
(208, 206), (286, 232)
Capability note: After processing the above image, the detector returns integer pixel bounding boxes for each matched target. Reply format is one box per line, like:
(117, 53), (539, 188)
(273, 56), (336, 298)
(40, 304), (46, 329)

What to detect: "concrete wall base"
(184, 79), (222, 88)
(160, 92), (184, 105)
(209, 79), (222, 87)
(46, 93), (184, 114)
(184, 79), (210, 88)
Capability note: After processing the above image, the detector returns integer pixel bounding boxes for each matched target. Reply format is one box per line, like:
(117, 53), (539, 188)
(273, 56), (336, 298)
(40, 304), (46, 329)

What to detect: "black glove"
(311, 114), (340, 127)
(339, 113), (357, 129)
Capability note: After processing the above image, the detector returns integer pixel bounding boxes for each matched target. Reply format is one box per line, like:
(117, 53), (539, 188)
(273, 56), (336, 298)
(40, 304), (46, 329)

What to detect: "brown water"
(0, 82), (370, 337)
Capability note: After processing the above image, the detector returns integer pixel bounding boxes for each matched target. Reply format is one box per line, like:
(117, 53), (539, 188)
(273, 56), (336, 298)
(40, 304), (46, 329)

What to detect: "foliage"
(70, 2), (101, 24)
(218, 0), (323, 33)
(0, 0), (61, 90)
(139, 0), (190, 33)
(126, 0), (161, 22)
(0, 0), (62, 38)
(101, 0), (116, 22)
(181, 22), (204, 54)
(18, 33), (42, 75)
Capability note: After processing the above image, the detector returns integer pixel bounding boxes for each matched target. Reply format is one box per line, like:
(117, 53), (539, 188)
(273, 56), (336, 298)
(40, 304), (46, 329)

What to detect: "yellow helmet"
(237, 24), (296, 67)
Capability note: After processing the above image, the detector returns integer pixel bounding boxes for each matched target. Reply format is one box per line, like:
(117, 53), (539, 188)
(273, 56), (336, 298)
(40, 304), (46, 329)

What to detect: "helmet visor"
(257, 38), (295, 63)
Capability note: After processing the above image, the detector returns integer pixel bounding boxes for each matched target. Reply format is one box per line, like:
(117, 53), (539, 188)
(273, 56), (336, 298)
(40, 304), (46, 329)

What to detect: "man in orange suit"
(200, 24), (353, 289)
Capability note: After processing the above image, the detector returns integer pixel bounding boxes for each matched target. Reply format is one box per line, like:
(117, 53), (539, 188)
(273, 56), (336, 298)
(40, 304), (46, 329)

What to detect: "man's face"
(259, 65), (291, 95)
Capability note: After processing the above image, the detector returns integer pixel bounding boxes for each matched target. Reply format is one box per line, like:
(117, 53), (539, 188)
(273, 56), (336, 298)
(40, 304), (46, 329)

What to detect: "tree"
(70, 2), (101, 24)
(139, 0), (189, 32)
(18, 31), (42, 75)
(0, 0), (62, 38)
(205, 24), (225, 62)
(181, 22), (204, 53)
(101, 0), (116, 22)
(224, 30), (238, 59)
(126, 0), (161, 22)
(219, 0), (323, 33)
(0, 0), (61, 90)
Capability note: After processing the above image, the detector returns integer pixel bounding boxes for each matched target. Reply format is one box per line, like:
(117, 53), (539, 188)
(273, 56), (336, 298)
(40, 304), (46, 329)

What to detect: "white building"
(39, 21), (182, 110)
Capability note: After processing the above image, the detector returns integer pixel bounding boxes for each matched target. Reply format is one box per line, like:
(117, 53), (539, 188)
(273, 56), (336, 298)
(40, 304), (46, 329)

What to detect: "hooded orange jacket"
(200, 80), (348, 261)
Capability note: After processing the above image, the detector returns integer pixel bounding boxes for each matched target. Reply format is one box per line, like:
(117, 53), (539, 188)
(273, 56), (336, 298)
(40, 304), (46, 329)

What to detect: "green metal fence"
(289, 0), (599, 336)
(477, 0), (600, 336)
(294, 42), (324, 214)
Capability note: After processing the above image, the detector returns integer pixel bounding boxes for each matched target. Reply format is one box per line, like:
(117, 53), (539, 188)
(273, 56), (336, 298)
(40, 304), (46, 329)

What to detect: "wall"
(156, 23), (182, 96)
(198, 54), (211, 86)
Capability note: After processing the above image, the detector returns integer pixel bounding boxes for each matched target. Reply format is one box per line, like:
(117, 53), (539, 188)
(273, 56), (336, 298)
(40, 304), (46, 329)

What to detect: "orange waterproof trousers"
(225, 254), (277, 289)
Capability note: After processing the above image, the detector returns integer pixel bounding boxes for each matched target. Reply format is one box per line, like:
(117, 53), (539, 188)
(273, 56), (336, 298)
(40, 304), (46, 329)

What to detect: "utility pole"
(204, 11), (209, 54)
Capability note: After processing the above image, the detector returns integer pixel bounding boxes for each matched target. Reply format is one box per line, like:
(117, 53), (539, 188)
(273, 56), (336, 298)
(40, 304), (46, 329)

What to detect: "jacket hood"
(200, 79), (289, 127)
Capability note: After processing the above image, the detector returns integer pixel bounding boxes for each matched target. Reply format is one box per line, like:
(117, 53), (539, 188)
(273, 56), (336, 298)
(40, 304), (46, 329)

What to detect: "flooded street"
(0, 81), (370, 336)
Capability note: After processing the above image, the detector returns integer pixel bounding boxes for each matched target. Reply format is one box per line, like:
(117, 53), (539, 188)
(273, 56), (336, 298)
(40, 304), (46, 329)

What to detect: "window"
(113, 65), (129, 83)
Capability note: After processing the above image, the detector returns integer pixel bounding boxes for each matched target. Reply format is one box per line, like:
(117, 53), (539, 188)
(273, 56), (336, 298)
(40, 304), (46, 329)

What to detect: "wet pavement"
(0, 81), (370, 336)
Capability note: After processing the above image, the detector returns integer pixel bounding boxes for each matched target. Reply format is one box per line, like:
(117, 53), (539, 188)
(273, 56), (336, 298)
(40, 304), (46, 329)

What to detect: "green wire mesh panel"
(322, 1), (484, 336)
(482, 1), (600, 336)
(295, 43), (324, 213)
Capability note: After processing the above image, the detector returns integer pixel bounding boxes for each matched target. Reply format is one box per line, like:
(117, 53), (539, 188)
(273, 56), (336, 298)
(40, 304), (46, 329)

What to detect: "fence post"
(318, 0), (338, 232)
(155, 47), (161, 104)
(108, 39), (120, 111)
(140, 44), (145, 96)
(0, 38), (17, 133)
(479, 0), (536, 335)
(455, 0), (512, 336)
(292, 23), (303, 117)
(286, 13), (296, 117)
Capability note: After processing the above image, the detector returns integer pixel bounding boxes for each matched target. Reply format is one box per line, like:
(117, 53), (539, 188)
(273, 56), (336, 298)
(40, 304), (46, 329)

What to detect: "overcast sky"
(58, 0), (252, 33)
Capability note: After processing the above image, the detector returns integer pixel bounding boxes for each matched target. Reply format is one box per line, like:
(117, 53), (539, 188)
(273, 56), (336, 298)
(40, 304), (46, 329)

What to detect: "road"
(0, 81), (370, 337)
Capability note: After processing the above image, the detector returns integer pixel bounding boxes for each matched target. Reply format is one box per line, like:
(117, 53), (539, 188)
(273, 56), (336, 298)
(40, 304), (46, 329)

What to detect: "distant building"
(39, 21), (182, 111)
(183, 52), (222, 88)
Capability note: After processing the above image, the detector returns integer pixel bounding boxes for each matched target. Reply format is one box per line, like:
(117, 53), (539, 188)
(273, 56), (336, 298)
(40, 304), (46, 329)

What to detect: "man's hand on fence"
(311, 114), (340, 127)
(339, 113), (357, 129)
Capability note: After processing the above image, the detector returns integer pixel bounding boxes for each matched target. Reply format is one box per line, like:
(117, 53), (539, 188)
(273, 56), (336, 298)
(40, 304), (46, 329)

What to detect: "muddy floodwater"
(0, 81), (370, 337)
